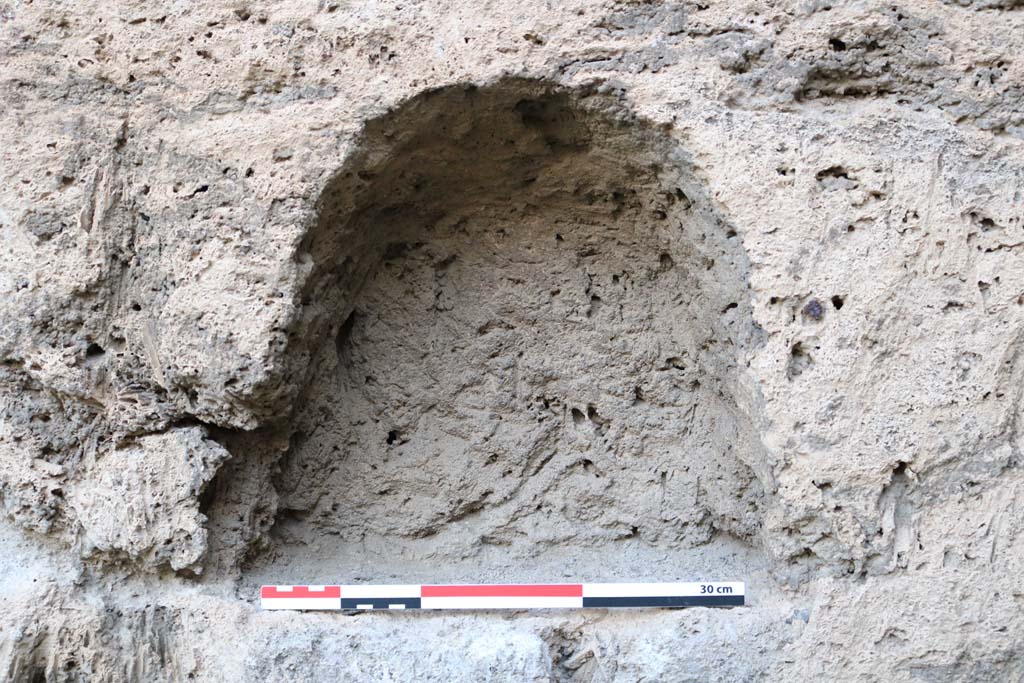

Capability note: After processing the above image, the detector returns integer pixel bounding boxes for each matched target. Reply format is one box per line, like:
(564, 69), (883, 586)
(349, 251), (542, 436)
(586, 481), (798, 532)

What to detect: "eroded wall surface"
(1, 0), (1023, 680)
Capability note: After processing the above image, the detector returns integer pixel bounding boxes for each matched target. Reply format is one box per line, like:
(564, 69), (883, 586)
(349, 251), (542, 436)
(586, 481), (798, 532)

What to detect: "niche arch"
(266, 79), (770, 573)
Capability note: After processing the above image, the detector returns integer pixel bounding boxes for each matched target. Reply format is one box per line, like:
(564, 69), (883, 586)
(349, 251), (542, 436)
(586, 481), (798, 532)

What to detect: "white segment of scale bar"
(582, 583), (745, 597)
(261, 597), (341, 610)
(421, 596), (584, 610)
(341, 584), (422, 598)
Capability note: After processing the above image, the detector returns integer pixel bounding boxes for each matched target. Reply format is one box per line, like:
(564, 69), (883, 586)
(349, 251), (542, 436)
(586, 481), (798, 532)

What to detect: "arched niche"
(262, 78), (770, 576)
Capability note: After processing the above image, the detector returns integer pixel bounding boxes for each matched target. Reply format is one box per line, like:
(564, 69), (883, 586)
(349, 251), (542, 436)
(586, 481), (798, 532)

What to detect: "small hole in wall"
(386, 430), (399, 445)
(85, 343), (105, 359)
(831, 295), (844, 310)
(107, 334), (126, 353)
(787, 342), (813, 378)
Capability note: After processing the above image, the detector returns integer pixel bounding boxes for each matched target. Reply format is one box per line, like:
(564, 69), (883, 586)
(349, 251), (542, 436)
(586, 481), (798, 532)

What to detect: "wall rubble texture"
(0, 0), (1022, 680)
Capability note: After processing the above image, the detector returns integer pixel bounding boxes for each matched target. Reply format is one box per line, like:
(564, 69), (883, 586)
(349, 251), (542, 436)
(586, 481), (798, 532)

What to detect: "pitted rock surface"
(1, 1), (1023, 681)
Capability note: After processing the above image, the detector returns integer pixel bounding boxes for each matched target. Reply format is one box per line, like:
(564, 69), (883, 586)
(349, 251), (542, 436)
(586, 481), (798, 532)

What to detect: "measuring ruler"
(260, 582), (744, 611)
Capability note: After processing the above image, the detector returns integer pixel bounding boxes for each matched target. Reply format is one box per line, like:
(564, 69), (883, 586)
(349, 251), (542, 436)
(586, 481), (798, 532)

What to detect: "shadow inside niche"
(241, 78), (771, 583)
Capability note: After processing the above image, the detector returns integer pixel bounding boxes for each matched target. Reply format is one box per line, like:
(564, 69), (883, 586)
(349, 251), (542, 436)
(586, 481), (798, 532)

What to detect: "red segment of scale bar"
(261, 586), (342, 599)
(421, 584), (583, 597)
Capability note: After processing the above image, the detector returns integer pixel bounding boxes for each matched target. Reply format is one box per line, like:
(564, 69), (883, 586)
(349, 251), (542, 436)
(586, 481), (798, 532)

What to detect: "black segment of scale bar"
(341, 598), (422, 609)
(582, 595), (744, 608)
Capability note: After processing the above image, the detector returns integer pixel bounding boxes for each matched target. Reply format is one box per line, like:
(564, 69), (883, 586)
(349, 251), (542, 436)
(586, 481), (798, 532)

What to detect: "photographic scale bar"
(260, 582), (744, 611)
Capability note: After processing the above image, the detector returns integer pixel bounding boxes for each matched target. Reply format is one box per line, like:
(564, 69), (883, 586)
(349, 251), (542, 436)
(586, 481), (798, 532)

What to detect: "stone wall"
(1, 1), (1022, 680)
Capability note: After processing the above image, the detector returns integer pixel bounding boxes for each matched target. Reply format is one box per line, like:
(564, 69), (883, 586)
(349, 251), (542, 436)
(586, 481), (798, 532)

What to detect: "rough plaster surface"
(1, 0), (1023, 681)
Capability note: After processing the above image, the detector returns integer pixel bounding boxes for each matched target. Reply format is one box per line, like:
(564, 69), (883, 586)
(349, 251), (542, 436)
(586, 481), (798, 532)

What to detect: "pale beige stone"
(0, 0), (1022, 680)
